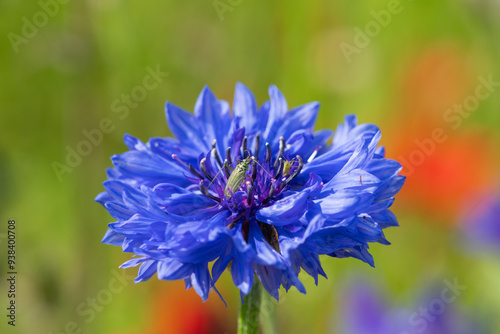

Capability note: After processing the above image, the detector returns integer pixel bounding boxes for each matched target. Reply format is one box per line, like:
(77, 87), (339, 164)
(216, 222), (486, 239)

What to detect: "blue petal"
(337, 136), (378, 175)
(149, 137), (200, 163)
(253, 264), (281, 300)
(148, 183), (217, 215)
(95, 191), (113, 206)
(299, 152), (350, 182)
(278, 102), (320, 140)
(102, 228), (126, 245)
(366, 197), (395, 214)
(108, 219), (150, 238)
(255, 191), (310, 226)
(374, 146), (385, 157)
(289, 248), (326, 285)
(257, 101), (270, 134)
(233, 82), (258, 134)
(286, 129), (333, 159)
(263, 85), (288, 143)
(123, 134), (148, 151)
(120, 256), (147, 268)
(134, 260), (158, 283)
(105, 167), (121, 180)
(323, 169), (380, 193)
(190, 264), (211, 301)
(248, 221), (285, 268)
(280, 266), (306, 294)
(157, 258), (193, 280)
(211, 227), (254, 283)
(102, 180), (135, 202)
(194, 86), (231, 155)
(356, 216), (382, 242)
(303, 229), (363, 254)
(111, 151), (186, 185)
(171, 232), (229, 263)
(330, 246), (375, 267)
(366, 158), (402, 180)
(257, 173), (323, 226)
(229, 127), (246, 164)
(121, 189), (165, 219)
(314, 192), (373, 219)
(374, 175), (406, 202)
(286, 130), (314, 157)
(301, 116), (382, 182)
(104, 202), (134, 221)
(372, 209), (399, 229)
(332, 115), (379, 147)
(211, 244), (234, 283)
(165, 101), (209, 151)
(231, 254), (254, 295)
(122, 238), (144, 253)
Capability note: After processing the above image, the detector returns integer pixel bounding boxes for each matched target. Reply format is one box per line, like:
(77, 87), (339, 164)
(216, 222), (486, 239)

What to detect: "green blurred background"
(1, 0), (500, 333)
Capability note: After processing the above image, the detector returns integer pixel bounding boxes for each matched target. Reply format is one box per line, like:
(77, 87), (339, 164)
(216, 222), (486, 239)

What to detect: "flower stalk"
(238, 280), (263, 334)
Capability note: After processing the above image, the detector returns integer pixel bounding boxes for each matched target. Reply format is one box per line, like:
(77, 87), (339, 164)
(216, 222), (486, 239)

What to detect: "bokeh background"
(1, 0), (500, 333)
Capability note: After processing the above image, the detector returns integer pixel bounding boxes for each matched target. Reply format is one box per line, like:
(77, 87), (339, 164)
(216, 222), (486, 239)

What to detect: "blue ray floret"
(96, 83), (405, 301)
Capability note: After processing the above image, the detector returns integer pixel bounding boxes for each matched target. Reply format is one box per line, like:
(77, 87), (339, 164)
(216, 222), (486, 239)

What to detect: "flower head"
(96, 83), (405, 301)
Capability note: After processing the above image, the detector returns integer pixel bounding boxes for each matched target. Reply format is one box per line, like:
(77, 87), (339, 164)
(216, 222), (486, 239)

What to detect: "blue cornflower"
(96, 83), (405, 301)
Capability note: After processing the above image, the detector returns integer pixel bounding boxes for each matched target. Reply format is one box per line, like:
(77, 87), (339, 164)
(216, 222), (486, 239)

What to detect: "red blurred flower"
(386, 45), (498, 222)
(146, 281), (231, 334)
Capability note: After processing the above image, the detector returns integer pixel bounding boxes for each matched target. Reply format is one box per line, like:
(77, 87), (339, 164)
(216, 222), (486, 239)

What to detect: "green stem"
(260, 289), (277, 334)
(237, 280), (263, 334)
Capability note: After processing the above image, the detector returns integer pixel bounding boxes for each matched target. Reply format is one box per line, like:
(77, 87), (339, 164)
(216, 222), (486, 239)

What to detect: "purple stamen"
(251, 159), (258, 182)
(199, 158), (213, 183)
(171, 154), (189, 169)
(211, 140), (223, 167)
(242, 136), (248, 158)
(223, 160), (231, 178)
(199, 180), (220, 202)
(265, 142), (271, 164)
(274, 137), (285, 169)
(188, 164), (204, 180)
(246, 181), (253, 205)
(226, 147), (233, 166)
(254, 133), (260, 158)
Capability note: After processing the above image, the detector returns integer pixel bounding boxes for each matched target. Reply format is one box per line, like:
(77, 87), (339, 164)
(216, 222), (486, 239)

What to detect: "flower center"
(170, 134), (310, 253)
(171, 134), (304, 222)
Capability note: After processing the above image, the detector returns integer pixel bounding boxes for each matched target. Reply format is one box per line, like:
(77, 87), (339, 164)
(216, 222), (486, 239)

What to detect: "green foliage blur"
(1, 0), (500, 333)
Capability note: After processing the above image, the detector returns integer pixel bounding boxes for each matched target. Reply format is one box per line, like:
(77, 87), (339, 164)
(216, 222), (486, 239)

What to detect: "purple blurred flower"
(460, 190), (500, 251)
(338, 280), (486, 334)
(96, 83), (405, 301)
